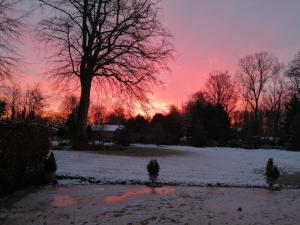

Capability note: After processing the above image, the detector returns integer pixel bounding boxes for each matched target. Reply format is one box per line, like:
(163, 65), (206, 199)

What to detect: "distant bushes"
(116, 107), (183, 146)
(115, 127), (132, 147)
(0, 123), (50, 197)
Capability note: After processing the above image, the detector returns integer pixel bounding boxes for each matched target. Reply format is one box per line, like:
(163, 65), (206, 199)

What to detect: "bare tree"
(106, 106), (126, 125)
(262, 75), (288, 137)
(2, 84), (22, 119)
(25, 84), (47, 120)
(286, 51), (300, 96)
(89, 104), (106, 125)
(60, 94), (79, 119)
(38, 0), (173, 144)
(237, 52), (282, 135)
(204, 71), (238, 116)
(0, 0), (23, 80)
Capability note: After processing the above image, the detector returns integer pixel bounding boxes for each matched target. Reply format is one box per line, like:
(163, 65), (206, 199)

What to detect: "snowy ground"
(1, 185), (299, 225)
(53, 145), (300, 187)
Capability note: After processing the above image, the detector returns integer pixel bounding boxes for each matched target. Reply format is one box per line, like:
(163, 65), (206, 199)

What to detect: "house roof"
(91, 125), (123, 132)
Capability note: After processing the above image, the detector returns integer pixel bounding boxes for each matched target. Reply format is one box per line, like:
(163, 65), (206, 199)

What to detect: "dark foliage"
(124, 115), (149, 143)
(115, 127), (132, 147)
(0, 123), (50, 197)
(185, 92), (231, 147)
(191, 121), (207, 147)
(106, 109), (126, 125)
(287, 115), (300, 151)
(0, 100), (6, 118)
(284, 95), (300, 150)
(57, 111), (77, 139)
(150, 110), (183, 145)
(122, 110), (183, 145)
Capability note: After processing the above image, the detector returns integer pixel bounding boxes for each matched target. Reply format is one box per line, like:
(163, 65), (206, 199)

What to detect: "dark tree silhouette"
(284, 95), (300, 150)
(89, 104), (106, 125)
(60, 95), (79, 120)
(25, 85), (47, 120)
(237, 52), (282, 135)
(106, 106), (126, 125)
(286, 51), (300, 96)
(262, 75), (287, 137)
(38, 0), (173, 145)
(57, 95), (79, 138)
(124, 114), (149, 143)
(185, 91), (231, 146)
(204, 71), (238, 116)
(2, 85), (21, 120)
(0, 99), (6, 117)
(0, 0), (23, 80)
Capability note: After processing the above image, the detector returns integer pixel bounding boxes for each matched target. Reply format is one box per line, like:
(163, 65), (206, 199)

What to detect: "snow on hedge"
(54, 145), (300, 186)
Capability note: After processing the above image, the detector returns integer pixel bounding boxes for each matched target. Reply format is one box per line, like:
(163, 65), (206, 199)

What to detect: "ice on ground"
(54, 145), (300, 186)
(1, 185), (300, 225)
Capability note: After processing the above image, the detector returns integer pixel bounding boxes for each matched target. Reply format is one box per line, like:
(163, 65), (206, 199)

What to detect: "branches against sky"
(0, 0), (26, 81)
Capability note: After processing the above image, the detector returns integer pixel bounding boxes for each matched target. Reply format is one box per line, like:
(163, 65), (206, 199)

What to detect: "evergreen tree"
(284, 95), (300, 150)
(185, 92), (231, 146)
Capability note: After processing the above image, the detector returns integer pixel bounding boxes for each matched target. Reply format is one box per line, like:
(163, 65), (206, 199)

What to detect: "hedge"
(0, 123), (50, 197)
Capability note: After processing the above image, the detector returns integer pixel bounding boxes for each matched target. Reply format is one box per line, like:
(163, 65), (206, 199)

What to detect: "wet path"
(0, 185), (300, 225)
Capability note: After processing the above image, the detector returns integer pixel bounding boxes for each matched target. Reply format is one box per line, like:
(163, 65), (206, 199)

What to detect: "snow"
(53, 145), (300, 187)
(90, 125), (123, 132)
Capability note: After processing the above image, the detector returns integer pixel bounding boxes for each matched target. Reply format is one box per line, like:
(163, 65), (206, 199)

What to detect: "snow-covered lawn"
(54, 145), (300, 187)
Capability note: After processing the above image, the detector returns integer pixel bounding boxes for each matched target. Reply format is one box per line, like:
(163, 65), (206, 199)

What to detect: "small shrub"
(265, 158), (280, 189)
(147, 159), (160, 183)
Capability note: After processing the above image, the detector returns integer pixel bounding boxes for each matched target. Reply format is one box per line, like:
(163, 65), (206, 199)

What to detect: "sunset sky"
(16, 0), (300, 114)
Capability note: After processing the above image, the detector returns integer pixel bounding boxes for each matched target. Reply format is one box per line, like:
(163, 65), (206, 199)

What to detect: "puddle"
(104, 186), (175, 204)
(52, 194), (77, 207)
(89, 187), (105, 192)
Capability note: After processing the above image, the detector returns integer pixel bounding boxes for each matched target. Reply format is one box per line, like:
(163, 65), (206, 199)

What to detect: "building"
(90, 124), (124, 142)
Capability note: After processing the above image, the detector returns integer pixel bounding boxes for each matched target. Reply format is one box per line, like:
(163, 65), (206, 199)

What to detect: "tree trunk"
(254, 109), (258, 136)
(73, 76), (92, 147)
(254, 100), (259, 136)
(11, 105), (15, 120)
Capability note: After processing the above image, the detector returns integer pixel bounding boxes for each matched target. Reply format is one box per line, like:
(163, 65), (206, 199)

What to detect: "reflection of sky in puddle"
(52, 186), (104, 207)
(52, 194), (77, 207)
(90, 187), (105, 192)
(104, 186), (175, 204)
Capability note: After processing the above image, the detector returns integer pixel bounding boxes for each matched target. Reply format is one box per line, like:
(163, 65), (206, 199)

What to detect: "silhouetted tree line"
(54, 50), (300, 151)
(115, 106), (183, 145)
(116, 51), (300, 150)
(1, 51), (299, 151)
(0, 84), (47, 121)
